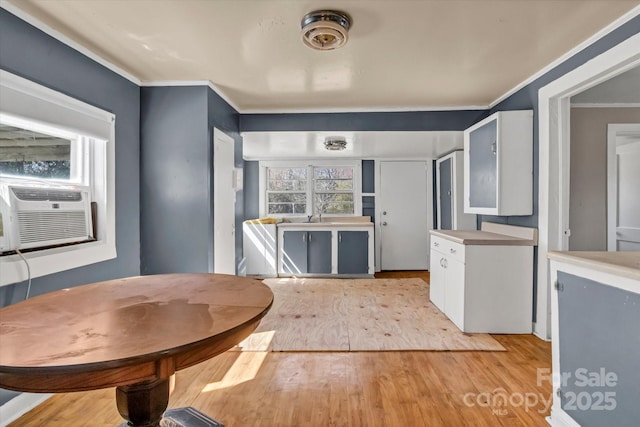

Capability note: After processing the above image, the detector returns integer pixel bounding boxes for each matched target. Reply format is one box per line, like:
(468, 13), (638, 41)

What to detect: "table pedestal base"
(115, 379), (223, 427)
(162, 407), (224, 427)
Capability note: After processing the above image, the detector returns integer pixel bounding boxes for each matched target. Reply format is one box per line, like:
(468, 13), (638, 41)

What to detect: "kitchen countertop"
(430, 229), (536, 246)
(278, 221), (374, 228)
(548, 251), (640, 281)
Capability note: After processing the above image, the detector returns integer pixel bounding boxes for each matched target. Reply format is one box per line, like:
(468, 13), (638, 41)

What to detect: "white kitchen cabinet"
(464, 110), (533, 216)
(436, 151), (476, 230)
(242, 223), (277, 277)
(429, 224), (536, 333)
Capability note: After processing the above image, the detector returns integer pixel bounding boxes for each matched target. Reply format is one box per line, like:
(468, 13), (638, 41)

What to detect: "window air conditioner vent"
(17, 211), (88, 244)
(12, 187), (83, 202)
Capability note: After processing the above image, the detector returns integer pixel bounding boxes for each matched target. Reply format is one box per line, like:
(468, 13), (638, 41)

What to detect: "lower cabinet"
(278, 225), (373, 276)
(548, 254), (640, 427)
(243, 223), (277, 277)
(282, 230), (331, 274)
(429, 235), (533, 333)
(337, 231), (369, 274)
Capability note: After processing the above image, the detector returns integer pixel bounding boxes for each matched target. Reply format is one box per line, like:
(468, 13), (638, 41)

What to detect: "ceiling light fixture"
(301, 10), (351, 51)
(324, 136), (347, 151)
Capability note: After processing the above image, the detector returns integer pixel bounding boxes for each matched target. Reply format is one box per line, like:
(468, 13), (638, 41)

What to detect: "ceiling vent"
(301, 10), (351, 51)
(324, 136), (347, 151)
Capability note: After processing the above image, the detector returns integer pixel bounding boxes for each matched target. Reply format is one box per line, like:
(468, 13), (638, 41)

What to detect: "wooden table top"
(0, 273), (273, 393)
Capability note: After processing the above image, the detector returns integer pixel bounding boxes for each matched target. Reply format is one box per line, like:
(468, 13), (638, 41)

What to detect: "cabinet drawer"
(431, 236), (465, 264)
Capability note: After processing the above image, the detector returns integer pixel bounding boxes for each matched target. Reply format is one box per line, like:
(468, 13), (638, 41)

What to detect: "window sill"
(0, 240), (116, 287)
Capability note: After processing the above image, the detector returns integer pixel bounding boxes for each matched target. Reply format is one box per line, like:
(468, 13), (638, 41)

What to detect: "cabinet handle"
(309, 233), (312, 242)
(339, 233), (342, 243)
(440, 258), (444, 268)
(444, 259), (448, 268)
(450, 248), (456, 254)
(434, 242), (439, 247)
(303, 233), (306, 243)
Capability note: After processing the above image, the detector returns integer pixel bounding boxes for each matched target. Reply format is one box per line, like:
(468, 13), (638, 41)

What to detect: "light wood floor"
(10, 271), (552, 427)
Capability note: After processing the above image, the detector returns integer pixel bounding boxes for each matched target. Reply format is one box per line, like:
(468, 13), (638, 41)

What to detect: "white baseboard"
(0, 393), (52, 427)
(547, 409), (581, 427)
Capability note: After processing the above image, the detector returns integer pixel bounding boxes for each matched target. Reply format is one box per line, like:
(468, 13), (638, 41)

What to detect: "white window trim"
(0, 71), (116, 287)
(259, 160), (362, 218)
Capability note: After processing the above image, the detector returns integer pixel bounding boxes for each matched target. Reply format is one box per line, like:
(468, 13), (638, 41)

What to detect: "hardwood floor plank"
(10, 272), (551, 427)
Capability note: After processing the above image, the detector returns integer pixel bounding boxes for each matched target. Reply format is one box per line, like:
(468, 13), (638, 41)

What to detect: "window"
(0, 70), (115, 287)
(261, 161), (361, 217)
(0, 123), (72, 180)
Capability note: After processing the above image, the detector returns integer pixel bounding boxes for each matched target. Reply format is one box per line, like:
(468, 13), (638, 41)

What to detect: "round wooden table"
(0, 273), (273, 426)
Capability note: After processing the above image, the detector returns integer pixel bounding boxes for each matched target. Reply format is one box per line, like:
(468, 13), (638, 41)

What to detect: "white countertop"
(548, 251), (640, 281)
(430, 229), (536, 246)
(278, 221), (373, 228)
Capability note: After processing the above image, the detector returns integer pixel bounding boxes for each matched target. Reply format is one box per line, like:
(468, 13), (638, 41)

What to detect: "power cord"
(15, 249), (32, 300)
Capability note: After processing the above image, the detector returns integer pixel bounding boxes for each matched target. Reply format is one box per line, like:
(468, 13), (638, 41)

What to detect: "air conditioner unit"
(0, 183), (93, 253)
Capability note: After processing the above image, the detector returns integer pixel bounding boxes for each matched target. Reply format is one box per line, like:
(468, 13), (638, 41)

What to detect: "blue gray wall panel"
(140, 86), (210, 274)
(241, 110), (489, 132)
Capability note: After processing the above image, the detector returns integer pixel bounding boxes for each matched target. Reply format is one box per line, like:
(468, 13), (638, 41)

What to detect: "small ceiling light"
(301, 10), (351, 51)
(324, 136), (347, 151)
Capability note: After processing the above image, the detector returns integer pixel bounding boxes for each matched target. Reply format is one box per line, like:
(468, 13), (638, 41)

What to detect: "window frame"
(0, 70), (116, 287)
(259, 160), (362, 218)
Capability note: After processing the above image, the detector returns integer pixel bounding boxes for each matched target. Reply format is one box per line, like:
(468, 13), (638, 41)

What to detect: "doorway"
(537, 31), (640, 340)
(213, 128), (236, 274)
(607, 124), (640, 251)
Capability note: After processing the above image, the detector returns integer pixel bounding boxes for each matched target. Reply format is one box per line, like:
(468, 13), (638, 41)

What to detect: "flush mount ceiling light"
(301, 10), (352, 51)
(324, 136), (347, 151)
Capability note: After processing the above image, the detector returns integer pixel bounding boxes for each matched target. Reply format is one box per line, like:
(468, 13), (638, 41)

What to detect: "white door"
(213, 128), (236, 274)
(607, 126), (640, 251)
(379, 161), (431, 270)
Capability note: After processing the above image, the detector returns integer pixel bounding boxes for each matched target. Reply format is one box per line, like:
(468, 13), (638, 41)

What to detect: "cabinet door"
(438, 157), (453, 230)
(282, 231), (308, 274)
(468, 119), (497, 209)
(338, 231), (369, 274)
(307, 231), (332, 274)
(429, 249), (446, 312)
(444, 257), (466, 331)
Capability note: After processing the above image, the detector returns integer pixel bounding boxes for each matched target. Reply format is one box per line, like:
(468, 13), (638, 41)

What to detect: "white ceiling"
(5, 0), (640, 112)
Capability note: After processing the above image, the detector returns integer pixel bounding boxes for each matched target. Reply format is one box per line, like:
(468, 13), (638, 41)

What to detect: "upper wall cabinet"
(463, 110), (533, 216)
(436, 151), (476, 230)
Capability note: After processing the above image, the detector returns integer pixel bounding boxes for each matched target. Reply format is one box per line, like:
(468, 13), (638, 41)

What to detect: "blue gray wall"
(140, 86), (240, 274)
(0, 8), (140, 404)
(140, 86), (211, 273)
(241, 110), (488, 132)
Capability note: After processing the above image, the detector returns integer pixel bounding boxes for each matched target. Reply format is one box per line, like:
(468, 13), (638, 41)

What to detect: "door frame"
(537, 31), (640, 340)
(607, 124), (640, 251)
(213, 127), (236, 274)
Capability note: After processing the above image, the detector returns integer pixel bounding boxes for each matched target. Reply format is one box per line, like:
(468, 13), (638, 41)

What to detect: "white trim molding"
(0, 393), (52, 427)
(536, 31), (640, 340)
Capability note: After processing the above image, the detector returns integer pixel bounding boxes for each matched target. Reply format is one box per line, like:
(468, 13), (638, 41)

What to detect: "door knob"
(382, 221), (388, 226)
(382, 211), (387, 215)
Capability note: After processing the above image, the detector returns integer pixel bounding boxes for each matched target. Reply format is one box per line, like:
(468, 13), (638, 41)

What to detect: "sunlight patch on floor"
(201, 332), (274, 392)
